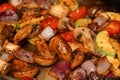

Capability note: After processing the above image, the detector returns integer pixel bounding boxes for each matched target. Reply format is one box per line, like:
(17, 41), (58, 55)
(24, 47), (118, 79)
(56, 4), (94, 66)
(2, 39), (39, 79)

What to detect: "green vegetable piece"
(75, 18), (92, 27)
(95, 31), (115, 57)
(12, 23), (20, 29)
(28, 37), (40, 45)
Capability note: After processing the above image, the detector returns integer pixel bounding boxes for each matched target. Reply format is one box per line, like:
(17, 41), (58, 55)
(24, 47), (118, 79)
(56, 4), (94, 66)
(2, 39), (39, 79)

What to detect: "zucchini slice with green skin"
(95, 31), (115, 57)
(75, 18), (92, 28)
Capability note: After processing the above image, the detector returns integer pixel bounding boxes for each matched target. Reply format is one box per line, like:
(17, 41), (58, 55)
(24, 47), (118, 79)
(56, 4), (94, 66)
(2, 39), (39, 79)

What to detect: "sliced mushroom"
(71, 47), (89, 69)
(35, 39), (55, 58)
(34, 39), (58, 66)
(74, 27), (95, 53)
(49, 4), (69, 18)
(12, 59), (39, 79)
(49, 36), (72, 62)
(59, 0), (78, 11)
(13, 25), (33, 44)
(33, 54), (58, 66)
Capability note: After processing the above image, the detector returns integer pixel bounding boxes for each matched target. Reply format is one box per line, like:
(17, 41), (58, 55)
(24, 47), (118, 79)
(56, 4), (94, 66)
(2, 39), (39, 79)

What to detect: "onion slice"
(96, 57), (111, 75)
(40, 26), (55, 41)
(15, 48), (34, 63)
(49, 61), (70, 79)
(81, 60), (96, 75)
(70, 68), (86, 80)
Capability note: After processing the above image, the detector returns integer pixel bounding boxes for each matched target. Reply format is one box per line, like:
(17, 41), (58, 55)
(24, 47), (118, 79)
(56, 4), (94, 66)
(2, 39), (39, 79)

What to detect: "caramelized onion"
(96, 57), (111, 75)
(93, 16), (108, 26)
(40, 26), (55, 41)
(70, 68), (87, 80)
(81, 60), (96, 75)
(15, 48), (34, 63)
(49, 61), (70, 79)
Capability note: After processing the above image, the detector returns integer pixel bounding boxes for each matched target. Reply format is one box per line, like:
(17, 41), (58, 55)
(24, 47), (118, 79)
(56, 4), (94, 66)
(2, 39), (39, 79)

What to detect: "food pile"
(0, 0), (120, 80)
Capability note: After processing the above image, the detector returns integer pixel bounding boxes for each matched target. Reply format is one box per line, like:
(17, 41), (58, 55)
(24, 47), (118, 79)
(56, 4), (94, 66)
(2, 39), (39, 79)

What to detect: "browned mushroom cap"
(12, 66), (39, 79)
(74, 27), (95, 53)
(71, 47), (89, 69)
(49, 36), (72, 62)
(13, 25), (33, 44)
(33, 54), (58, 66)
(12, 59), (39, 79)
(33, 39), (58, 66)
(35, 39), (55, 58)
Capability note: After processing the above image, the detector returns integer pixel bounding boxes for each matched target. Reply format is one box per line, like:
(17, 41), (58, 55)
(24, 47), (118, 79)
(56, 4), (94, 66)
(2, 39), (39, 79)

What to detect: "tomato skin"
(60, 31), (75, 42)
(19, 76), (34, 80)
(103, 20), (120, 36)
(41, 16), (58, 31)
(70, 6), (87, 21)
(0, 3), (15, 13)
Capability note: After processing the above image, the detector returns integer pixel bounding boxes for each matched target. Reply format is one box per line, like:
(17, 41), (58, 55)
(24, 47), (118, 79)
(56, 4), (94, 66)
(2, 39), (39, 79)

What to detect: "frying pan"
(103, 0), (120, 12)
(0, 0), (120, 80)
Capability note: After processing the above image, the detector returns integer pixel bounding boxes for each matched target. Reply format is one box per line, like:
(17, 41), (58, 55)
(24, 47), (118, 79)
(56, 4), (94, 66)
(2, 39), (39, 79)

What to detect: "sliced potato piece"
(106, 12), (120, 21)
(110, 38), (120, 61)
(106, 56), (120, 77)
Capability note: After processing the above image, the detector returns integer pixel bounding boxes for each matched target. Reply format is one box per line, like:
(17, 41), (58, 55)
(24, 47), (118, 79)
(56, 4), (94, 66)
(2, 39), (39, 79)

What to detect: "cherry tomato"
(103, 20), (120, 36)
(60, 31), (76, 42)
(0, 3), (15, 13)
(41, 16), (58, 31)
(70, 6), (87, 21)
(19, 76), (34, 80)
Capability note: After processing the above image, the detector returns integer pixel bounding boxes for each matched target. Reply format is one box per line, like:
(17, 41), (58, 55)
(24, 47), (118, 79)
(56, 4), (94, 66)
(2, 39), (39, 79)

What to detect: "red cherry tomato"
(19, 76), (34, 80)
(60, 31), (76, 42)
(41, 16), (58, 31)
(0, 3), (15, 13)
(70, 6), (87, 21)
(103, 20), (120, 36)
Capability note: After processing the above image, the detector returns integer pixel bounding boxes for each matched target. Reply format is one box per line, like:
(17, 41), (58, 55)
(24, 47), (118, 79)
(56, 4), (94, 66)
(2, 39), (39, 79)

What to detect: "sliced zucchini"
(75, 18), (92, 28)
(95, 31), (115, 57)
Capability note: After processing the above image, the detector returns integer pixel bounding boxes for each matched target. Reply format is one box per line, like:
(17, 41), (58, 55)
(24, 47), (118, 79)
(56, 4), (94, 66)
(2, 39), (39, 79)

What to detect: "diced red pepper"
(70, 6), (87, 21)
(60, 31), (76, 42)
(41, 16), (58, 31)
(0, 3), (15, 13)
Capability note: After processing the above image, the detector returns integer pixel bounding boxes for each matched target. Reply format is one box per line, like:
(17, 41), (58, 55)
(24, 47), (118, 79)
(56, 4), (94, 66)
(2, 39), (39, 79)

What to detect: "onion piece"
(96, 57), (111, 75)
(81, 60), (96, 75)
(15, 48), (34, 63)
(70, 68), (86, 80)
(49, 61), (70, 80)
(40, 26), (55, 41)
(9, 0), (22, 6)
(93, 16), (108, 26)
